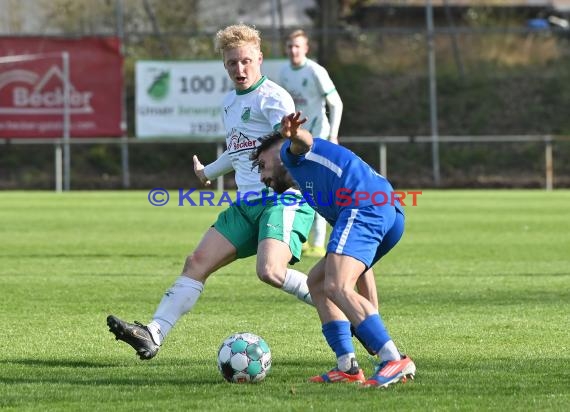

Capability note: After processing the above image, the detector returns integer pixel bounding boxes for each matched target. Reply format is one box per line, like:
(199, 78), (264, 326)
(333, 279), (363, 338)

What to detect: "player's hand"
(281, 111), (307, 139)
(193, 155), (211, 187)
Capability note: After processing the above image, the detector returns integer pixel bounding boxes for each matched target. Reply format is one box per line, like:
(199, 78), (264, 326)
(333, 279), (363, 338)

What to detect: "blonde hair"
(287, 29), (309, 42)
(215, 24), (261, 54)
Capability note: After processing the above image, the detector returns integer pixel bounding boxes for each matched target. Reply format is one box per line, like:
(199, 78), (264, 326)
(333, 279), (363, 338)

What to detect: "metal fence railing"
(1, 135), (567, 191)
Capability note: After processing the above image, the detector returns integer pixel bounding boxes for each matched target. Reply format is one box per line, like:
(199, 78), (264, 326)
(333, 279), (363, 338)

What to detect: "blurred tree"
(314, 0), (379, 65)
(35, 0), (208, 59)
(38, 0), (116, 33)
(3, 0), (25, 33)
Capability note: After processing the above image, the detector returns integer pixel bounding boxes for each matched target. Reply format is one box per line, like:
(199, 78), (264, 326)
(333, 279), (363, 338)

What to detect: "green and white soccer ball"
(217, 332), (272, 383)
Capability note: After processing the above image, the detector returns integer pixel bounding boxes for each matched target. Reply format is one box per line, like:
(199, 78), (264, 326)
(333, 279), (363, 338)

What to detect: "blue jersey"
(280, 138), (403, 226)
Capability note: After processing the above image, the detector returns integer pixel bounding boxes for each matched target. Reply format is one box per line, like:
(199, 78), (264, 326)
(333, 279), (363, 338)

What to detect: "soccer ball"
(217, 332), (272, 383)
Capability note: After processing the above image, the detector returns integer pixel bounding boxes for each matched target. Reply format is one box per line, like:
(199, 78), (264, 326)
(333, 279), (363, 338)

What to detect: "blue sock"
(355, 314), (391, 354)
(322, 320), (354, 358)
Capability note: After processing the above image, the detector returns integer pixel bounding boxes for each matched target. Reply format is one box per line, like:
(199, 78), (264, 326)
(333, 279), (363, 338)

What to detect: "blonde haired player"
(279, 29), (343, 258)
(107, 24), (316, 359)
(107, 24), (378, 362)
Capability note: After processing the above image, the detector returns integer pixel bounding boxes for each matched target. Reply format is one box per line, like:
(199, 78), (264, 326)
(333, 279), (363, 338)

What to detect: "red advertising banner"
(0, 37), (123, 138)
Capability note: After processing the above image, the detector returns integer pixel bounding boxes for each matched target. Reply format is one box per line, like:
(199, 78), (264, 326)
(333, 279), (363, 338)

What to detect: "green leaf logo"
(241, 107), (251, 122)
(147, 71), (170, 100)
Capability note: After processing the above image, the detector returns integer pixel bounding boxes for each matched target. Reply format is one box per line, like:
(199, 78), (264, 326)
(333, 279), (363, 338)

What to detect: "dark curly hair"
(250, 131), (285, 170)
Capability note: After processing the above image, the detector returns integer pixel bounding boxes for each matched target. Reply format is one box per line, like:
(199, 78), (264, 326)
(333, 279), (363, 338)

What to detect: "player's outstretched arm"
(193, 155), (211, 187)
(194, 151), (234, 187)
(281, 111), (313, 155)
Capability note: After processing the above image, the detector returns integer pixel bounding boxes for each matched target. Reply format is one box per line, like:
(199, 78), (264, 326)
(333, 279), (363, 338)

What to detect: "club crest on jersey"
(302, 78), (308, 87)
(228, 131), (256, 153)
(241, 107), (251, 122)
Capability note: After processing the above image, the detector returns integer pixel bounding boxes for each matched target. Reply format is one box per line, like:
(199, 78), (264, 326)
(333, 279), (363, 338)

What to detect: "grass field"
(1, 190), (569, 411)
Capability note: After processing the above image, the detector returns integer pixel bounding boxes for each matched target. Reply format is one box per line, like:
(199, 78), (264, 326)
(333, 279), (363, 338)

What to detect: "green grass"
(1, 190), (569, 411)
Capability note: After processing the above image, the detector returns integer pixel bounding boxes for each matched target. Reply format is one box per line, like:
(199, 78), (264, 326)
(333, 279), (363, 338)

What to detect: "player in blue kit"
(251, 112), (415, 388)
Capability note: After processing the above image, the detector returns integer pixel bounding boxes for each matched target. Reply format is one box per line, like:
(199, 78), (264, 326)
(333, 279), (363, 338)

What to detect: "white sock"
(378, 340), (401, 362)
(148, 276), (204, 344)
(312, 214), (327, 248)
(146, 320), (163, 345)
(337, 353), (358, 372)
(281, 269), (313, 305)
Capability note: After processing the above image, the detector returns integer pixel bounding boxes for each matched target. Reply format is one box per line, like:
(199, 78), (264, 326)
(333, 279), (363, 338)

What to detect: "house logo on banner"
(0, 65), (93, 115)
(146, 69), (170, 101)
(136, 64), (177, 128)
(0, 36), (123, 138)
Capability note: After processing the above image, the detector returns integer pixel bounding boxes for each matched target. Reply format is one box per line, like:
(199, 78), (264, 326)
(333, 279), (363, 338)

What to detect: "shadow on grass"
(0, 357), (216, 369)
(388, 271), (570, 278)
(0, 253), (177, 259)
(0, 358), (117, 368)
(392, 286), (570, 307)
(3, 356), (567, 394)
(0, 358), (221, 386)
(0, 376), (221, 387)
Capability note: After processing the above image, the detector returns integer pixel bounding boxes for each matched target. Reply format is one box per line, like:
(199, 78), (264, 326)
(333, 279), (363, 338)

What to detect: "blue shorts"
(327, 204), (404, 268)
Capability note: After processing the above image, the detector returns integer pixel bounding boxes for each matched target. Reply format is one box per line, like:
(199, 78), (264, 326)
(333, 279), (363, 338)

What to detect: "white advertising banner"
(135, 59), (287, 139)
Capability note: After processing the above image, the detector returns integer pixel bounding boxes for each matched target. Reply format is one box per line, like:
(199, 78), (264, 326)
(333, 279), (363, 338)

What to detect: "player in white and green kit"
(106, 24), (315, 360)
(199, 71), (315, 264)
(279, 29), (344, 258)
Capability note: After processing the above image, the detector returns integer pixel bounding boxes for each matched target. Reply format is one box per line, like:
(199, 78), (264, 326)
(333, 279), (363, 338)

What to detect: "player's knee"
(182, 251), (209, 281)
(307, 274), (323, 296)
(323, 282), (337, 301)
(323, 281), (348, 303)
(256, 263), (285, 287)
